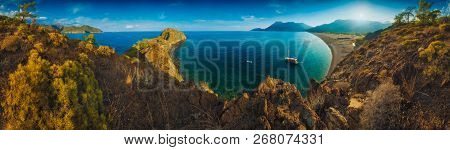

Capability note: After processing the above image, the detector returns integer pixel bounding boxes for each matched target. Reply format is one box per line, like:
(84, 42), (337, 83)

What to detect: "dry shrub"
(360, 80), (403, 129)
(439, 23), (449, 32)
(400, 39), (420, 50)
(361, 79), (447, 129)
(48, 32), (67, 47)
(418, 41), (448, 77)
(0, 35), (21, 52)
(95, 46), (115, 57)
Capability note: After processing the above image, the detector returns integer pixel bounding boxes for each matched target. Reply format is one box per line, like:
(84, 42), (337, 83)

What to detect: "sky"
(0, 0), (449, 31)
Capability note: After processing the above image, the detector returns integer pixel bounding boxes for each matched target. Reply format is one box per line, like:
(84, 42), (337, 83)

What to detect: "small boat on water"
(285, 57), (299, 65)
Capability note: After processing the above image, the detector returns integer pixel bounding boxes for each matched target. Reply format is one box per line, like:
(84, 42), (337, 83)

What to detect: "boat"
(285, 57), (299, 65)
(246, 60), (253, 63)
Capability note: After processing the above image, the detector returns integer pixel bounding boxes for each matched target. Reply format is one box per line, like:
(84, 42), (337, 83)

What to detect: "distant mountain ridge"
(307, 19), (391, 34)
(61, 25), (103, 34)
(251, 20), (391, 34)
(251, 21), (312, 32)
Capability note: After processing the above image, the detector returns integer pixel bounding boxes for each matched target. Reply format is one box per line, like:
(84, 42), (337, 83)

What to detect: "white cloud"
(194, 19), (207, 23)
(38, 16), (47, 20)
(0, 5), (4, 9)
(125, 24), (136, 29)
(0, 10), (18, 17)
(275, 10), (283, 14)
(268, 3), (286, 14)
(159, 12), (166, 20)
(241, 16), (264, 22)
(72, 7), (80, 14)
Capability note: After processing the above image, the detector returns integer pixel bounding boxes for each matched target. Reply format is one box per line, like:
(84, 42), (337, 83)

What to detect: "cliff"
(125, 28), (186, 81)
(61, 25), (103, 34)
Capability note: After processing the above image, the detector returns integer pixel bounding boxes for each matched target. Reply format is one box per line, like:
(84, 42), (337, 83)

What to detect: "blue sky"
(0, 0), (449, 31)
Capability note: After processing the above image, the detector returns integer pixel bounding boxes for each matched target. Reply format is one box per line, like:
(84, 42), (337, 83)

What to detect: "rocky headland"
(61, 25), (103, 34)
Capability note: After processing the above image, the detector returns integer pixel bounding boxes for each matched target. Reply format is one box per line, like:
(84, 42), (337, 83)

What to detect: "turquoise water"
(67, 31), (331, 97)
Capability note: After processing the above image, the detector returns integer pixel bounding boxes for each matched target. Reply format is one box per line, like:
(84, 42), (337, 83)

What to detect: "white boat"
(285, 57), (299, 64)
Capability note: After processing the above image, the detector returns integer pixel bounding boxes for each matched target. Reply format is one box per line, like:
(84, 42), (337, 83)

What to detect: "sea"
(67, 31), (332, 98)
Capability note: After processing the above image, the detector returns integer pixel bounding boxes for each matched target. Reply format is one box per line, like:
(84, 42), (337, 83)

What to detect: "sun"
(358, 13), (365, 20)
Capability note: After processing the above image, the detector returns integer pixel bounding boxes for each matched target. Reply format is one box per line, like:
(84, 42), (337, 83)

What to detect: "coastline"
(313, 33), (362, 76)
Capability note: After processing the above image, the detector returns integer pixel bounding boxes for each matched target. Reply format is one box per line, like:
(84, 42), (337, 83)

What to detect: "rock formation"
(127, 28), (186, 81)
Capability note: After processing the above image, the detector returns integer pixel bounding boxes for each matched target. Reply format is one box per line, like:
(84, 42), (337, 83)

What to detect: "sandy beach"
(313, 33), (363, 76)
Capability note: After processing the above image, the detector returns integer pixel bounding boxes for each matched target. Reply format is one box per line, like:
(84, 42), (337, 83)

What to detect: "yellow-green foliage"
(48, 32), (67, 47)
(95, 46), (115, 56)
(27, 35), (36, 43)
(418, 41), (449, 76)
(85, 34), (96, 44)
(419, 41), (446, 61)
(1, 50), (107, 129)
(34, 42), (44, 52)
(0, 35), (21, 52)
(439, 23), (449, 32)
(78, 53), (93, 66)
(14, 24), (28, 36)
(401, 39), (420, 50)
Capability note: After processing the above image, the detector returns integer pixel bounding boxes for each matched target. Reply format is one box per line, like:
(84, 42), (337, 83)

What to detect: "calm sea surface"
(68, 31), (332, 97)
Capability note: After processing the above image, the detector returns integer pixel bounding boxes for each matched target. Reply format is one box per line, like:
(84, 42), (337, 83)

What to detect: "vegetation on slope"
(0, 0), (447, 130)
(125, 28), (186, 81)
(311, 0), (449, 129)
(61, 25), (103, 34)
(0, 17), (111, 129)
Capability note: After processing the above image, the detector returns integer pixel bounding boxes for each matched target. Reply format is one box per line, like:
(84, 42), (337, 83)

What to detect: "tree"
(14, 0), (37, 21)
(404, 7), (416, 22)
(2, 50), (107, 129)
(394, 12), (407, 25)
(416, 0), (441, 24)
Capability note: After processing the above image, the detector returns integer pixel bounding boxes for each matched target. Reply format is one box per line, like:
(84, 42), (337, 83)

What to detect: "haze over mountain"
(252, 19), (391, 34)
(307, 19), (391, 34)
(251, 21), (312, 32)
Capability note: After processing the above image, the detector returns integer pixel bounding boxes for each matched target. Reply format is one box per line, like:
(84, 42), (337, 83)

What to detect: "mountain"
(61, 25), (103, 34)
(251, 21), (312, 32)
(307, 19), (391, 34)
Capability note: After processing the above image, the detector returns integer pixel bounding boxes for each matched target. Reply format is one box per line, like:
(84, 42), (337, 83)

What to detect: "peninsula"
(61, 25), (103, 34)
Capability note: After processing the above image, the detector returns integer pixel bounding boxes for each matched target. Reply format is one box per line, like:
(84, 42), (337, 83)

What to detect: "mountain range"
(252, 19), (391, 34)
(251, 21), (312, 32)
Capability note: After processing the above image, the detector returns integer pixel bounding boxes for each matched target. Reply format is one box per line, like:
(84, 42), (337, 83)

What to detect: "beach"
(313, 33), (363, 76)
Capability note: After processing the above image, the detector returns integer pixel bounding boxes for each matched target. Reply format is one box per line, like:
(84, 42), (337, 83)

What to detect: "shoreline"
(313, 33), (362, 76)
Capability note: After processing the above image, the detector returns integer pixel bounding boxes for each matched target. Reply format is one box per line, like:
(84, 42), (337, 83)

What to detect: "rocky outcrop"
(221, 77), (327, 130)
(128, 28), (186, 81)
